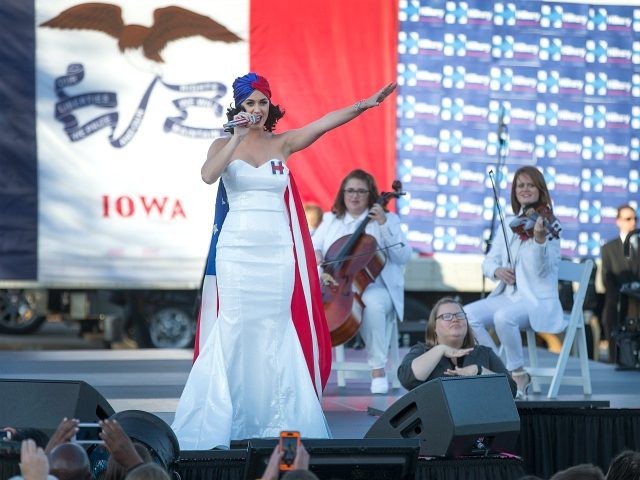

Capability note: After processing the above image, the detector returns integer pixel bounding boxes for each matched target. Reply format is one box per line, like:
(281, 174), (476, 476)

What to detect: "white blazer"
(312, 210), (412, 322)
(483, 219), (565, 333)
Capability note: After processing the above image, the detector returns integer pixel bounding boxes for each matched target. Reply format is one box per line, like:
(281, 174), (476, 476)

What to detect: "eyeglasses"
(436, 312), (467, 322)
(343, 189), (369, 196)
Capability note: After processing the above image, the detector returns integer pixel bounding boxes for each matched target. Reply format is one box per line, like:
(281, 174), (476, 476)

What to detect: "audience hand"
(99, 419), (144, 471)
(261, 445), (284, 480)
(19, 439), (49, 480)
(292, 442), (310, 470)
(44, 417), (79, 455)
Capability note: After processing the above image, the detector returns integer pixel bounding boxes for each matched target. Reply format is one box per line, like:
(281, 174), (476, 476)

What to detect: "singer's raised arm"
(281, 82), (396, 157)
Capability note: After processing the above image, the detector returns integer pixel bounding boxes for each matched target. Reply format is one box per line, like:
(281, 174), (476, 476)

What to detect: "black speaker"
(365, 374), (520, 457)
(0, 379), (114, 436)
(244, 438), (420, 480)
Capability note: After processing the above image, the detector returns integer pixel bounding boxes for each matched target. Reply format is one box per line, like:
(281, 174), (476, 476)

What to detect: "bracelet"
(354, 100), (366, 113)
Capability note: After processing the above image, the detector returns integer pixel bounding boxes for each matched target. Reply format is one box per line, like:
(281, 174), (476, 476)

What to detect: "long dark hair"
(331, 169), (380, 218)
(225, 103), (285, 133)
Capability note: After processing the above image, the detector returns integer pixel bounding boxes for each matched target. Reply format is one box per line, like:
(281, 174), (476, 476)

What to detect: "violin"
(509, 201), (561, 241)
(321, 180), (405, 346)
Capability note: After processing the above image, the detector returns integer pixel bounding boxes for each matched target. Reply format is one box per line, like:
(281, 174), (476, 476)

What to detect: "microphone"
(223, 114), (262, 131)
(497, 107), (508, 145)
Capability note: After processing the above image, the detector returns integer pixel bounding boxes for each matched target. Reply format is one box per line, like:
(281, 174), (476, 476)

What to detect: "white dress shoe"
(370, 376), (389, 395)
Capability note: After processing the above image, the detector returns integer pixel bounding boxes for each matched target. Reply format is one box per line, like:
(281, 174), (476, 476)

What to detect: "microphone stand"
(482, 111), (508, 298)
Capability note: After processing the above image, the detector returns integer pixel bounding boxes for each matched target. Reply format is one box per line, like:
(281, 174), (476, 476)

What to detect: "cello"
(321, 180), (405, 346)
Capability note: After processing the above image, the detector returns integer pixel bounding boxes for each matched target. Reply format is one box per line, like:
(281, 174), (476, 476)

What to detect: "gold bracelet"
(354, 100), (366, 113)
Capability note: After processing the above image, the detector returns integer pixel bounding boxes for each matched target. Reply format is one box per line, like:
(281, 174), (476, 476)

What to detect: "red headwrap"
(233, 72), (272, 106)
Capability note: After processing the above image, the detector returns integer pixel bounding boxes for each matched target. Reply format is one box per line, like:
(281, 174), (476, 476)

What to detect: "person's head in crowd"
(425, 297), (476, 349)
(303, 203), (323, 233)
(104, 443), (153, 480)
(282, 470), (320, 480)
(550, 463), (605, 480)
(615, 205), (637, 238)
(48, 442), (92, 480)
(606, 450), (640, 480)
(2, 427), (50, 449)
(124, 462), (170, 480)
(11, 428), (50, 449)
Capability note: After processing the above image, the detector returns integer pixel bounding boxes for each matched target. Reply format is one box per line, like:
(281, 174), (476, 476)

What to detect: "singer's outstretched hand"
(202, 74), (397, 185)
(364, 82), (397, 109)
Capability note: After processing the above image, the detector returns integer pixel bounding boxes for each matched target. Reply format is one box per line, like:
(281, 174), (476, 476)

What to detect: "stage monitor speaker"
(0, 379), (114, 436)
(244, 438), (420, 480)
(365, 374), (520, 457)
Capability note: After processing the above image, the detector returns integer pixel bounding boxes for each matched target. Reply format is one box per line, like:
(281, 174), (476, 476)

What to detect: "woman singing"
(171, 73), (396, 449)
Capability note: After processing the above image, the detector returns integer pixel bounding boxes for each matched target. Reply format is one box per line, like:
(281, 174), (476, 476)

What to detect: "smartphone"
(0, 430), (10, 441)
(279, 431), (300, 471)
(73, 423), (104, 445)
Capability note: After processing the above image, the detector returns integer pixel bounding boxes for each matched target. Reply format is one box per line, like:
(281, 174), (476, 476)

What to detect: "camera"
(73, 423), (104, 445)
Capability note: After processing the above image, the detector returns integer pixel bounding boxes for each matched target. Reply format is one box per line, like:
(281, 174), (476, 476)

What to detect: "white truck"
(0, 1), (253, 347)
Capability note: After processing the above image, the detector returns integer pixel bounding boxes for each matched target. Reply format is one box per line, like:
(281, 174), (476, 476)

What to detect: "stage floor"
(1, 345), (639, 440)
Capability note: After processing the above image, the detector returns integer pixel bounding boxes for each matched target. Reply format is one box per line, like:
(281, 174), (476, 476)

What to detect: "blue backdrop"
(397, 0), (639, 259)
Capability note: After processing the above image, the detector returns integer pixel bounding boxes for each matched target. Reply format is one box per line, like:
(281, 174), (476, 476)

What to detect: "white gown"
(172, 159), (331, 450)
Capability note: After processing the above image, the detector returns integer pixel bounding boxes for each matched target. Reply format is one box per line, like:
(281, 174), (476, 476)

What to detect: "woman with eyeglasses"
(312, 169), (412, 395)
(397, 297), (517, 397)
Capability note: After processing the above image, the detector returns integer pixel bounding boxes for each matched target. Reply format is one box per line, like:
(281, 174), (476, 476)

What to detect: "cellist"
(312, 169), (412, 394)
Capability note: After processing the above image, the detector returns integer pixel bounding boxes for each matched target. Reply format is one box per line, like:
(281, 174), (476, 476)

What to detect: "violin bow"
(488, 170), (514, 269)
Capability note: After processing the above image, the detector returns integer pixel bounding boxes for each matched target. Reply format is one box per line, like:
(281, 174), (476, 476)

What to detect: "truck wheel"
(0, 290), (46, 334)
(148, 307), (195, 348)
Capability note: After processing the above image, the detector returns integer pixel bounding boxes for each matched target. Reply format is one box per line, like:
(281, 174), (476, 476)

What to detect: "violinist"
(312, 169), (412, 394)
(464, 165), (564, 398)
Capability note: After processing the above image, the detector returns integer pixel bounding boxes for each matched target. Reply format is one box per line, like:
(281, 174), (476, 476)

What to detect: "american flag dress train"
(171, 159), (332, 449)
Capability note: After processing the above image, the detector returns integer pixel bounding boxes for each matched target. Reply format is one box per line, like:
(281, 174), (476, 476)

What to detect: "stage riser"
(518, 408), (640, 478)
(173, 457), (526, 480)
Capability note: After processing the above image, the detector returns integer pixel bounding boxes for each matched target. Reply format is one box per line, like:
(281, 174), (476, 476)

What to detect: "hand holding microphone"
(223, 113), (262, 132)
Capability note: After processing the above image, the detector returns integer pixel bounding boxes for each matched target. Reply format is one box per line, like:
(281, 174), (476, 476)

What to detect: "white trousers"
(359, 283), (396, 371)
(465, 295), (531, 371)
